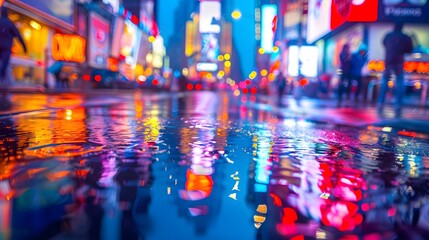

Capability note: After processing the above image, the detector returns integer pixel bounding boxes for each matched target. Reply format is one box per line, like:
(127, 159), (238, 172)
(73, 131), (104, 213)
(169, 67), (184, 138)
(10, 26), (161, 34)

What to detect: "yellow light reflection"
(224, 54), (231, 60)
(218, 55), (224, 61)
(258, 48), (265, 54)
(224, 61), (231, 68)
(260, 69), (268, 76)
(30, 20), (41, 30)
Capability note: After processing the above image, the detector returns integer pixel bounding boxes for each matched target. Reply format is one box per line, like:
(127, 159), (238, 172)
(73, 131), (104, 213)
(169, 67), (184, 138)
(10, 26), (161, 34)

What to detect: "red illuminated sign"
(331, 0), (378, 29)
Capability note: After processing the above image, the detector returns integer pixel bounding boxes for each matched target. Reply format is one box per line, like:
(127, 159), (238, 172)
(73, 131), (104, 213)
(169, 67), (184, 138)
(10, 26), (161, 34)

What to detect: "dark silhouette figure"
(350, 47), (368, 102)
(377, 23), (413, 115)
(0, 6), (27, 96)
(337, 44), (352, 106)
(47, 61), (64, 90)
(276, 73), (287, 105)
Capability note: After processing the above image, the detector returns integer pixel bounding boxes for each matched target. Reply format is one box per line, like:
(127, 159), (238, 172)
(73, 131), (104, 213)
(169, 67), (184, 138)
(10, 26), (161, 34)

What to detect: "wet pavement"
(1, 91), (429, 239)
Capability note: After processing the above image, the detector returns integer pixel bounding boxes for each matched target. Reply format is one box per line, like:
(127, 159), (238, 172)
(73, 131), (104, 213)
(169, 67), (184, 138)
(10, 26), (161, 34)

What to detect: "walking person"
(337, 44), (352, 107)
(0, 6), (27, 98)
(47, 61), (64, 90)
(377, 22), (413, 116)
(350, 46), (368, 102)
(276, 72), (287, 106)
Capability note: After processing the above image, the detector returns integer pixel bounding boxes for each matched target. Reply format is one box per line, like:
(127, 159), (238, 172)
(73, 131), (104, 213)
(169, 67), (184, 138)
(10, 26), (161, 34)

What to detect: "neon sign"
(52, 34), (86, 63)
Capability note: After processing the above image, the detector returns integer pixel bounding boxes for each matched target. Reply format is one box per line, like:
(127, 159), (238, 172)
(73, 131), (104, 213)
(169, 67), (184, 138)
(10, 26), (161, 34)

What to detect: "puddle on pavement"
(0, 92), (429, 239)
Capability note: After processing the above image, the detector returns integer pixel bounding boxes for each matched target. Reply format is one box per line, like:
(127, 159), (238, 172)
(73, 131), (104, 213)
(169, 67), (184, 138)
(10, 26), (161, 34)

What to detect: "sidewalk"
(256, 95), (429, 136)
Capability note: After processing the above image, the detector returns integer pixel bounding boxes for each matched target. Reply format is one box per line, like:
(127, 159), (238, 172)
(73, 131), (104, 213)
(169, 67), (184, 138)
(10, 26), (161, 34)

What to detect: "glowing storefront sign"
(261, 5), (277, 53)
(52, 34), (86, 63)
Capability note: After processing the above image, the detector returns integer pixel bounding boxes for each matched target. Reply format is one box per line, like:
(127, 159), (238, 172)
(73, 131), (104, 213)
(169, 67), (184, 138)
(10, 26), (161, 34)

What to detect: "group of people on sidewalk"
(338, 22), (414, 116)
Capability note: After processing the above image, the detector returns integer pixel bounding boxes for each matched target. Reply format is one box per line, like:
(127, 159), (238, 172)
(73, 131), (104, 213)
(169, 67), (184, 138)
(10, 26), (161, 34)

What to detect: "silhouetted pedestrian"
(377, 22), (413, 116)
(350, 46), (368, 102)
(47, 61), (64, 90)
(276, 73), (286, 105)
(337, 44), (352, 107)
(0, 6), (27, 97)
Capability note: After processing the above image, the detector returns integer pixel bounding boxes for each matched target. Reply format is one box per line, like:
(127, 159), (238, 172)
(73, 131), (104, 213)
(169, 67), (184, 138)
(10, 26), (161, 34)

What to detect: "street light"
(231, 10), (242, 20)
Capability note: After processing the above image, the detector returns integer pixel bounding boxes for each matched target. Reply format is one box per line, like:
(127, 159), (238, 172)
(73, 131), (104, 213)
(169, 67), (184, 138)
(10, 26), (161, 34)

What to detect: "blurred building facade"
(276, 0), (429, 93)
(1, 0), (165, 90)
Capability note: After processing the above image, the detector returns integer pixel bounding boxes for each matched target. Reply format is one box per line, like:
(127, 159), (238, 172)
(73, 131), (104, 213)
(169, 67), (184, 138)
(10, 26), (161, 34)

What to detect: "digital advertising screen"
(199, 1), (221, 33)
(378, 0), (429, 22)
(120, 20), (142, 67)
(288, 46), (319, 77)
(201, 33), (219, 62)
(307, 0), (332, 43)
(88, 12), (110, 69)
(261, 4), (278, 53)
(111, 17), (125, 58)
(330, 0), (378, 29)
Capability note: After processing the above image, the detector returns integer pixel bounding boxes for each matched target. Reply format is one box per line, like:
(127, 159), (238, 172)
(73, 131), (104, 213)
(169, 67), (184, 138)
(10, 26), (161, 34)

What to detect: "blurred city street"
(2, 0), (429, 239)
(0, 90), (429, 239)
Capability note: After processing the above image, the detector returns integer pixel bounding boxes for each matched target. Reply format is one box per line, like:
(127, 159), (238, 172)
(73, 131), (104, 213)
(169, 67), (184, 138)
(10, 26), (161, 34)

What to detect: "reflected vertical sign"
(261, 5), (277, 53)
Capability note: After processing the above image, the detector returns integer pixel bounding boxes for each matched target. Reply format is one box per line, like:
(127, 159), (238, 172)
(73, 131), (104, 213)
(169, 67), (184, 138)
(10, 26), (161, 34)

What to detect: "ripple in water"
(24, 141), (104, 158)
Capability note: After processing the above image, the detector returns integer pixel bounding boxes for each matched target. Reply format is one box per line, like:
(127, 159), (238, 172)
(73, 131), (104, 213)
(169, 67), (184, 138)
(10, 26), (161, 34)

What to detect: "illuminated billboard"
(378, 0), (429, 22)
(261, 5), (277, 53)
(88, 13), (110, 69)
(199, 1), (221, 33)
(201, 33), (219, 62)
(307, 0), (332, 44)
(111, 17), (124, 58)
(307, 0), (378, 43)
(331, 0), (378, 29)
(288, 46), (318, 77)
(120, 20), (142, 67)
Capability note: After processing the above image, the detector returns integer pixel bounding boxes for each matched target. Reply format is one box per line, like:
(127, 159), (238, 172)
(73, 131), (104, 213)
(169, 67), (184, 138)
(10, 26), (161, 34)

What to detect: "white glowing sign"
(261, 5), (277, 53)
(307, 0), (332, 43)
(199, 1), (221, 33)
(288, 46), (318, 77)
